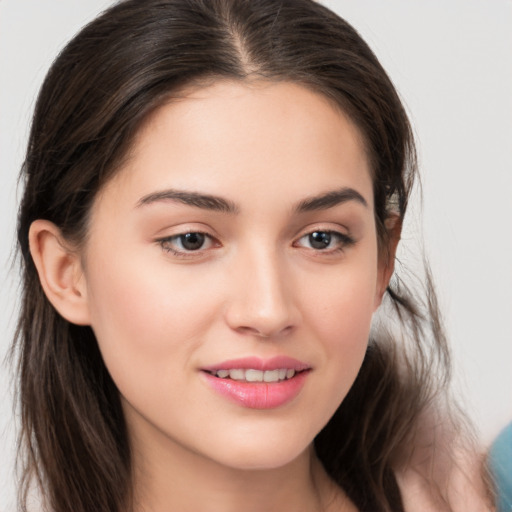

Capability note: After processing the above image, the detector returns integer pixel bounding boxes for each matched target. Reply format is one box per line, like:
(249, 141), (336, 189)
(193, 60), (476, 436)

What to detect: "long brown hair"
(14, 1), (463, 511)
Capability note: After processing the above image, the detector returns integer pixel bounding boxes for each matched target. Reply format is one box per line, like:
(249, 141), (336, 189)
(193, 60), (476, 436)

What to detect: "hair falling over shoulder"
(12, 1), (493, 511)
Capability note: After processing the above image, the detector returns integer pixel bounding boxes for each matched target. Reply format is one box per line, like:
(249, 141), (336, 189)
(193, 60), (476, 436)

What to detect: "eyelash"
(157, 231), (217, 259)
(293, 230), (355, 254)
(156, 228), (355, 259)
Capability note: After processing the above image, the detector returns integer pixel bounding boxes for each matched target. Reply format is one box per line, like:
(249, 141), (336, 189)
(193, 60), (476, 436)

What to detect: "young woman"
(13, 0), (493, 511)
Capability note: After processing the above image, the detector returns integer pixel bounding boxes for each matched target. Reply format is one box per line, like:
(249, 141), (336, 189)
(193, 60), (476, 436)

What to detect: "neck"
(129, 426), (351, 512)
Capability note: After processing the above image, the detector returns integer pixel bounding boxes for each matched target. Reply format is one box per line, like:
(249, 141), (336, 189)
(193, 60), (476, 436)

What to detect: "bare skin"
(397, 407), (494, 512)
(116, 81), (370, 512)
(29, 79), (494, 512)
(28, 81), (392, 512)
(131, 441), (355, 512)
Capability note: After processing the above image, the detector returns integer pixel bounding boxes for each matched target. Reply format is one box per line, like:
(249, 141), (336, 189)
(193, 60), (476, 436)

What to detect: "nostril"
(236, 324), (294, 339)
(236, 326), (270, 337)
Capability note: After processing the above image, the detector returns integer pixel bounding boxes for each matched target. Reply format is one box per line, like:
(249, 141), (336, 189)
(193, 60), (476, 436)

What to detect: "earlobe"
(29, 220), (91, 325)
(374, 213), (402, 310)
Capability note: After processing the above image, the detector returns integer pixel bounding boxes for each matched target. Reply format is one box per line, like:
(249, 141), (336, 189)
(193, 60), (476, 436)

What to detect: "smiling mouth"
(205, 368), (305, 383)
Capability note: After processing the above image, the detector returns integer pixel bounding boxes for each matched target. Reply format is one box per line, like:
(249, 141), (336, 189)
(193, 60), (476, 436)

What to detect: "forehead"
(97, 80), (373, 212)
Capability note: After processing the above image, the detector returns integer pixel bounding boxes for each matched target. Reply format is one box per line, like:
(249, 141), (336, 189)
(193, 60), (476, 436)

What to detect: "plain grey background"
(1, 1), (511, 510)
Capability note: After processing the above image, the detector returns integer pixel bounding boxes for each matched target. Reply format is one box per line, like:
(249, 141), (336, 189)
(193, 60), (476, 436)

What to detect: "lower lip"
(202, 371), (309, 409)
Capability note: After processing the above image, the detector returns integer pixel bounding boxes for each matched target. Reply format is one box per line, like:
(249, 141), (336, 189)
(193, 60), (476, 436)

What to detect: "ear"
(374, 213), (402, 310)
(29, 220), (91, 325)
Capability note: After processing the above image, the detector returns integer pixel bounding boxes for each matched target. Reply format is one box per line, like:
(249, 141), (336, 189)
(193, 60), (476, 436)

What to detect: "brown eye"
(308, 231), (332, 250)
(295, 230), (355, 252)
(179, 232), (206, 251)
(158, 232), (216, 255)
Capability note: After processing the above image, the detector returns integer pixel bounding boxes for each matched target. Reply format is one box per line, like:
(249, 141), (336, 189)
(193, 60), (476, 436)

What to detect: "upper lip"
(201, 356), (311, 372)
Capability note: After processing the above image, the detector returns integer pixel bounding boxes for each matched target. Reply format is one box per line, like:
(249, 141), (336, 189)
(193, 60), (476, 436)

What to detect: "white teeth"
(245, 369), (264, 382)
(228, 369), (245, 380)
(214, 368), (299, 382)
(263, 369), (279, 383)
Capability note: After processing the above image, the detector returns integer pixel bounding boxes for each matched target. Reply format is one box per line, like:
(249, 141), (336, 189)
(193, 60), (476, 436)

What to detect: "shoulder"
(395, 406), (495, 512)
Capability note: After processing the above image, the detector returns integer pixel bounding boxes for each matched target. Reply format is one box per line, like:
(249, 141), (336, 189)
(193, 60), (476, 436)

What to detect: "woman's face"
(81, 81), (387, 470)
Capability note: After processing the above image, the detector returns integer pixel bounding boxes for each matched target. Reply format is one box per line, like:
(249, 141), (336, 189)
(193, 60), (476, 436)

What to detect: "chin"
(201, 428), (315, 471)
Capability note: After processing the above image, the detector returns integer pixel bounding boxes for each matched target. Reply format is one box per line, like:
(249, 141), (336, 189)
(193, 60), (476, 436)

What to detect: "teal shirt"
(489, 422), (512, 512)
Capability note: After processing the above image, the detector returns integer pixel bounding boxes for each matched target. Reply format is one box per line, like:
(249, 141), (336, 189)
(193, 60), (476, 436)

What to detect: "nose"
(224, 246), (300, 339)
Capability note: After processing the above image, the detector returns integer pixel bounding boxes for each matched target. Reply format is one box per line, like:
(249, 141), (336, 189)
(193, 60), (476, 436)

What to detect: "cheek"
(83, 250), (219, 398)
(304, 248), (378, 343)
(299, 250), (379, 404)
(310, 285), (375, 369)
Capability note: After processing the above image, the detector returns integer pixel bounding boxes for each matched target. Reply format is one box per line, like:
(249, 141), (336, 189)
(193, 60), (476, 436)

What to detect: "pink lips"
(201, 356), (311, 409)
(202, 356), (310, 373)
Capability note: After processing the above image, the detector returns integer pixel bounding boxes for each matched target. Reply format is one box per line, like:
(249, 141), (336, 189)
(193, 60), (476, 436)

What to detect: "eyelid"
(154, 223), (356, 259)
(293, 222), (352, 240)
(292, 226), (356, 252)
(155, 229), (220, 259)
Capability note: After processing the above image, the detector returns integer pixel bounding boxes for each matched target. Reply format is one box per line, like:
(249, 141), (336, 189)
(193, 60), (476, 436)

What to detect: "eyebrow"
(136, 186), (367, 214)
(136, 189), (239, 213)
(295, 187), (368, 212)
